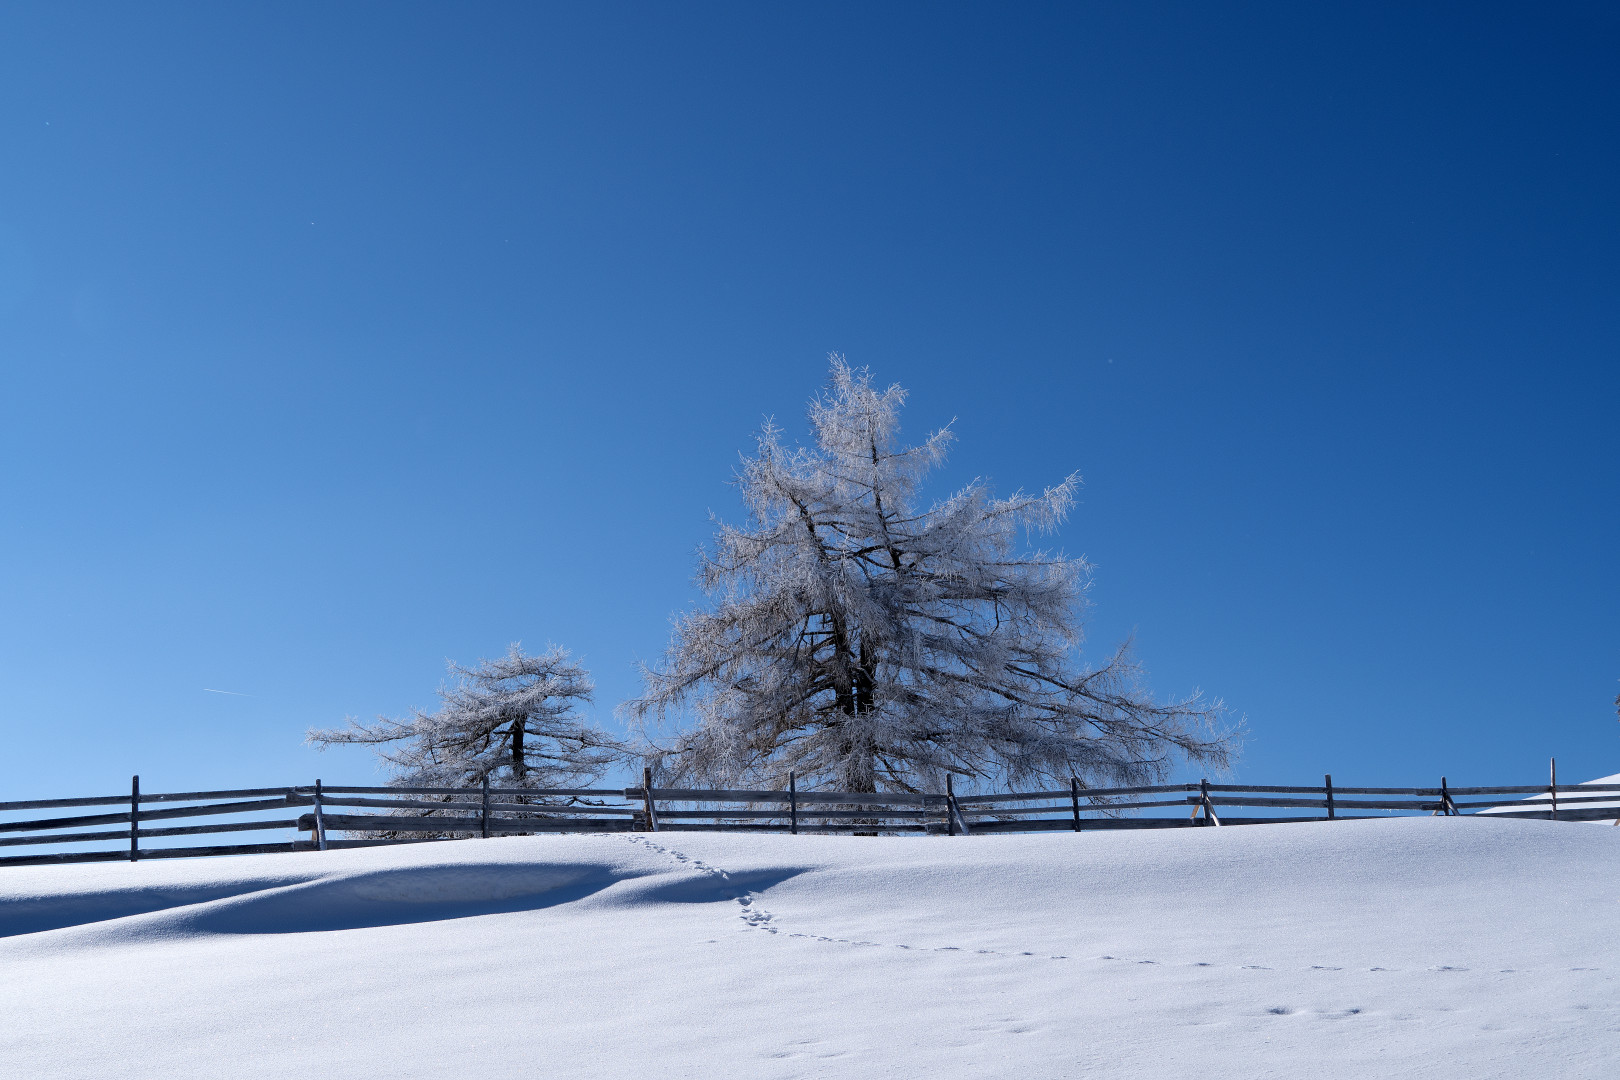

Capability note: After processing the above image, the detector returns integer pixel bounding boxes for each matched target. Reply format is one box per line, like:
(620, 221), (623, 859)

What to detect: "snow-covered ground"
(2, 818), (1617, 1078)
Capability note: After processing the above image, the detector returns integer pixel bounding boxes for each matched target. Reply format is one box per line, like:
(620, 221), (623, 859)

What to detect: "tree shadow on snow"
(617, 867), (811, 906)
(2, 863), (814, 940)
(188, 863), (628, 934)
(0, 878), (317, 939)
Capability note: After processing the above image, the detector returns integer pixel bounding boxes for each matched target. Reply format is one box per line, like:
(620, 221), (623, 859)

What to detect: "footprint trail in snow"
(615, 834), (1593, 983)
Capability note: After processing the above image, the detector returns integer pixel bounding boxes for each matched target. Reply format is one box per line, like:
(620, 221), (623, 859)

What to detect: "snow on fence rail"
(4, 768), (1617, 868)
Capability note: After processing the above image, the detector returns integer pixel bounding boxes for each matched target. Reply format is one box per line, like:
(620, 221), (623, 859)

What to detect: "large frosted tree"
(309, 644), (613, 789)
(624, 358), (1233, 793)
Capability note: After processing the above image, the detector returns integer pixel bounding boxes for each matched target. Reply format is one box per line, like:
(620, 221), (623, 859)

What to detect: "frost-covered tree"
(309, 644), (614, 789)
(624, 358), (1233, 794)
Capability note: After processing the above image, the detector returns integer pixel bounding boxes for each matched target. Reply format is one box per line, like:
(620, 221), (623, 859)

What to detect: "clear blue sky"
(1, 3), (1615, 798)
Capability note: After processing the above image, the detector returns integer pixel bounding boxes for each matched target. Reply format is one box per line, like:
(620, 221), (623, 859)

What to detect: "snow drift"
(1, 817), (1617, 1078)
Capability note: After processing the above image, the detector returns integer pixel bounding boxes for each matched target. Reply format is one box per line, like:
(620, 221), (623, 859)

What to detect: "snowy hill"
(2, 818), (1617, 1078)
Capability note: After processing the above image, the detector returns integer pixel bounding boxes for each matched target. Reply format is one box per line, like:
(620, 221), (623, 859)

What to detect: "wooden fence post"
(481, 776), (491, 838)
(642, 766), (659, 832)
(1324, 774), (1335, 820)
(1439, 776), (1457, 816)
(1550, 757), (1558, 822)
(1198, 779), (1221, 826)
(944, 775), (970, 835)
(129, 775), (140, 862)
(788, 771), (798, 835)
(1070, 776), (1082, 832)
(312, 779), (328, 851)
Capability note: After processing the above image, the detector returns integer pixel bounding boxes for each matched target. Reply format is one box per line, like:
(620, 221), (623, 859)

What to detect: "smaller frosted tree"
(309, 644), (613, 789)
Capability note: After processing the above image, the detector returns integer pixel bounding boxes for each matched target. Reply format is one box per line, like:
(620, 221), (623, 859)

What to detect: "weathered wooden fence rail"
(4, 767), (1616, 868)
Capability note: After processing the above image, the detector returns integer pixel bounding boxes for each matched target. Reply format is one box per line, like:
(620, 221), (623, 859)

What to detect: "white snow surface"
(2, 818), (1617, 1078)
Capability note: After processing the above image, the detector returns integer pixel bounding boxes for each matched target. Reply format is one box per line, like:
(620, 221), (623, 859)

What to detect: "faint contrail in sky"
(203, 689), (252, 697)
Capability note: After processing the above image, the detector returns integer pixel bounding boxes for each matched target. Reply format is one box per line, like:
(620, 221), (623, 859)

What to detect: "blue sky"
(1, 3), (1615, 798)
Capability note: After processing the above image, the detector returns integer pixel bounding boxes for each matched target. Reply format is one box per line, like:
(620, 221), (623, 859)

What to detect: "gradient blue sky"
(1, 3), (1615, 798)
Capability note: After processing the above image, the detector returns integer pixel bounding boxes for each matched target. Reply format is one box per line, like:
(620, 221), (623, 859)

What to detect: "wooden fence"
(4, 768), (1617, 868)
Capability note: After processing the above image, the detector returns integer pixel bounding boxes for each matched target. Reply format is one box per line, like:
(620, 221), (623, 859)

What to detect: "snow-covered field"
(2, 818), (1617, 1078)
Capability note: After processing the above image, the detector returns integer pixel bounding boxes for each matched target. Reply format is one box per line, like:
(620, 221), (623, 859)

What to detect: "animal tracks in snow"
(618, 835), (1566, 983)
(621, 834), (1053, 954)
(620, 835), (784, 935)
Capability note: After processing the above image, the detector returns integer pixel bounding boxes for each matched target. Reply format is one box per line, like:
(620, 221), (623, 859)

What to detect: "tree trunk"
(510, 721), (527, 783)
